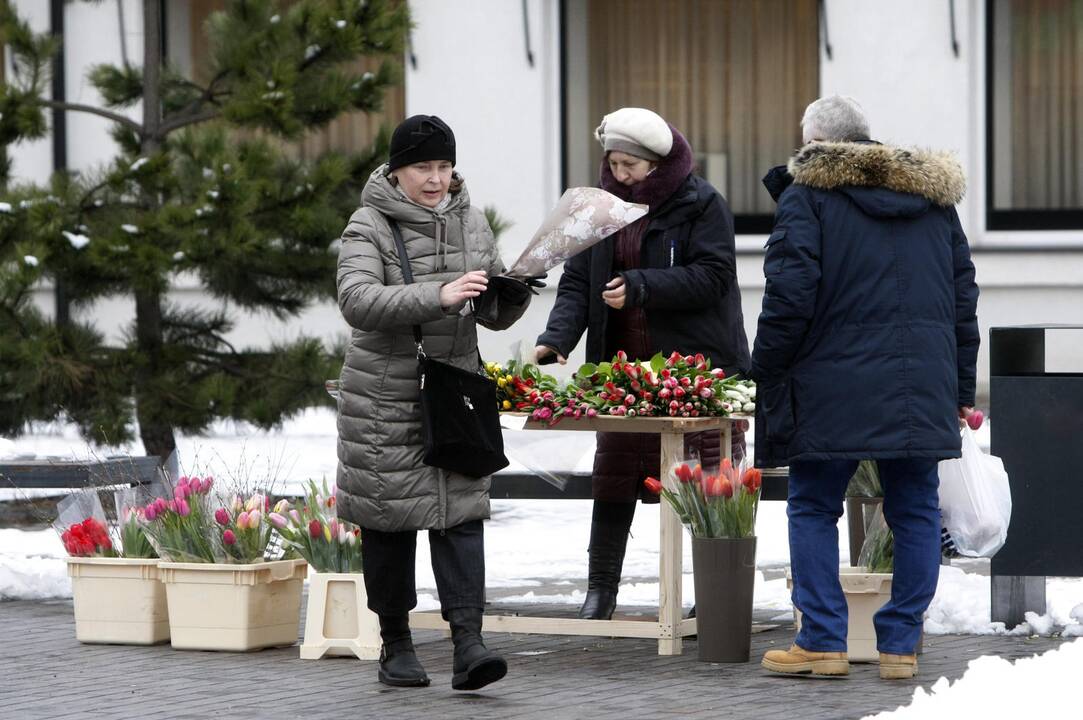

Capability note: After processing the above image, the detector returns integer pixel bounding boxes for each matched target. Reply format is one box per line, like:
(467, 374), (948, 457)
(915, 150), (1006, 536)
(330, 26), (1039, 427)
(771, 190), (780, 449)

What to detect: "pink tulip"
(166, 499), (177, 513)
(202, 477), (214, 493)
(237, 511), (250, 529)
(289, 509), (302, 525)
(248, 510), (262, 528)
(264, 496), (271, 512)
(223, 529), (236, 546)
(214, 508), (230, 526)
(268, 512), (287, 530)
(144, 505), (158, 521)
(231, 495), (243, 512)
(189, 478), (203, 494)
(967, 409), (985, 431)
(174, 486), (187, 502)
(176, 498), (191, 517)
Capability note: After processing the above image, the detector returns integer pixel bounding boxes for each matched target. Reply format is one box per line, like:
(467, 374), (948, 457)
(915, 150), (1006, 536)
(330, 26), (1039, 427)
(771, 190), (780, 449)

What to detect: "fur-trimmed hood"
(788, 142), (966, 207)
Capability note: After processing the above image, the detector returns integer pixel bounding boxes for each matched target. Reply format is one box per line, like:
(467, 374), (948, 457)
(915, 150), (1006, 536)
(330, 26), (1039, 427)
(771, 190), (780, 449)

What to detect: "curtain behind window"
(995, 0), (1083, 210)
(581, 0), (819, 216)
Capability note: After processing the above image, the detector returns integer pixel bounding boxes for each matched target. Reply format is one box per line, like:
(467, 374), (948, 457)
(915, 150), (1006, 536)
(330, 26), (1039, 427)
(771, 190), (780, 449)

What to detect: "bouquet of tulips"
(274, 480), (362, 573)
(54, 492), (116, 557)
(140, 476), (219, 562)
(212, 492), (276, 563)
(644, 458), (763, 539)
(857, 505), (894, 572)
(112, 487), (157, 559)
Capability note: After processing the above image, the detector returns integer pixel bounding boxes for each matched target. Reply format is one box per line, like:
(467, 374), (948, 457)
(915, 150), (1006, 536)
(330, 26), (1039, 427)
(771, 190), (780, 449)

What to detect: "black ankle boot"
(578, 588), (618, 620)
(377, 614), (430, 687)
(577, 501), (634, 620)
(447, 607), (507, 691)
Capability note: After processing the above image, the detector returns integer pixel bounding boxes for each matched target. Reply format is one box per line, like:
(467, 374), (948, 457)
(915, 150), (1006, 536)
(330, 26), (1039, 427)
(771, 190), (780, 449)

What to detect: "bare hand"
(534, 345), (567, 365)
(440, 270), (488, 308)
(602, 275), (626, 310)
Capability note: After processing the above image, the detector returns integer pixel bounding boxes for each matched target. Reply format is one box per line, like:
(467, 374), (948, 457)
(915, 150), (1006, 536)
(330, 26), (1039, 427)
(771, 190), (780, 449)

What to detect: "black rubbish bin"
(989, 325), (1083, 627)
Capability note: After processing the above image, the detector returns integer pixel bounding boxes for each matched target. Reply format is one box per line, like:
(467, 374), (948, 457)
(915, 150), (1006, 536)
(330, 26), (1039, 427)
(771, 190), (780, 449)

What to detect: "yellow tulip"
(323, 525), (332, 543)
(497, 378), (507, 388)
(502, 400), (512, 410)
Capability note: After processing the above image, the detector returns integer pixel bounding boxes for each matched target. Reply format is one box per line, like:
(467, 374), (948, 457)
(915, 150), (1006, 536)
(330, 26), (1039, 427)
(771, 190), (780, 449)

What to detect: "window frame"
(558, 0), (809, 237)
(985, 0), (1083, 231)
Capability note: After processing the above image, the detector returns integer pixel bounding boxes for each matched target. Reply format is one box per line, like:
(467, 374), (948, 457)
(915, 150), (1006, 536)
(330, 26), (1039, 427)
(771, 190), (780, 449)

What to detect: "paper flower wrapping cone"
(504, 187), (648, 278)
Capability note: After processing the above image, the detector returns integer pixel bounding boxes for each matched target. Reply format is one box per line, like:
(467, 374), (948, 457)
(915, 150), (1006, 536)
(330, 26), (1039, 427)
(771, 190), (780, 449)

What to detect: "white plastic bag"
(937, 426), (1012, 557)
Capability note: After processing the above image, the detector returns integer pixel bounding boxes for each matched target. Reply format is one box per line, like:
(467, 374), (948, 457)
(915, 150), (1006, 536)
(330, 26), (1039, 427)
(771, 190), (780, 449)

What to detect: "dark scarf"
(598, 124), (695, 213)
(599, 125), (694, 361)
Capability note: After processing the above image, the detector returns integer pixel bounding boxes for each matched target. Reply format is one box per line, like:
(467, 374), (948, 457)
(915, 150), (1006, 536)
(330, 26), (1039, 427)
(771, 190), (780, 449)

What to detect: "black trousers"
(361, 519), (485, 619)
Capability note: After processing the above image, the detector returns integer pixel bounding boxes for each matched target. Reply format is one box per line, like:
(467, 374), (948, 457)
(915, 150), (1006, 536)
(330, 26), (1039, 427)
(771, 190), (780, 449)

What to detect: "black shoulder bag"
(388, 219), (509, 477)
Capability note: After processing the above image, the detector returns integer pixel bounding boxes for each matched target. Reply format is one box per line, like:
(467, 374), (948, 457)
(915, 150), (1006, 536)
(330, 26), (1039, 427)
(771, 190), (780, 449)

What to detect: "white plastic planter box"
(300, 572), (380, 660)
(158, 558), (306, 651)
(789, 567), (892, 662)
(66, 557), (170, 645)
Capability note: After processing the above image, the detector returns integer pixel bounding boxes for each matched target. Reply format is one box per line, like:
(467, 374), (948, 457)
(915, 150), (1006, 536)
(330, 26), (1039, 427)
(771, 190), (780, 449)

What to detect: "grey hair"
(801, 95), (870, 143)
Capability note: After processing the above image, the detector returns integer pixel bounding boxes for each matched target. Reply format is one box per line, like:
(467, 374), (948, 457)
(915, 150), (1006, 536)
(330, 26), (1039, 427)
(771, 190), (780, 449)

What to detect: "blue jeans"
(788, 458), (941, 655)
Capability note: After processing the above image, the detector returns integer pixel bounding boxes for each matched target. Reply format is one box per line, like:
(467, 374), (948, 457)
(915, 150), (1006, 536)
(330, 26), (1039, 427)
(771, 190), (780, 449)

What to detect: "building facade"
(8, 0), (1083, 396)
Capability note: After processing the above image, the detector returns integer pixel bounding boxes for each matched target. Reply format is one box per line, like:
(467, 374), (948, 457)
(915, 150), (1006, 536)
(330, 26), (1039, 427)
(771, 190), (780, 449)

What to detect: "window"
(562, 0), (820, 234)
(988, 0), (1083, 230)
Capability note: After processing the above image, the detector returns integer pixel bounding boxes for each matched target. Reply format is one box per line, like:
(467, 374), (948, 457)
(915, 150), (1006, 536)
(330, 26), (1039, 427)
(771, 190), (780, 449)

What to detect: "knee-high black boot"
(447, 607), (507, 691)
(578, 500), (636, 620)
(377, 614), (430, 687)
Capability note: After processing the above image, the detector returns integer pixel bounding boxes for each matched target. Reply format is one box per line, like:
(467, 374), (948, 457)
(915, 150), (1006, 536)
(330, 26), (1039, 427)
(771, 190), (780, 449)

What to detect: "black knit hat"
(387, 115), (456, 171)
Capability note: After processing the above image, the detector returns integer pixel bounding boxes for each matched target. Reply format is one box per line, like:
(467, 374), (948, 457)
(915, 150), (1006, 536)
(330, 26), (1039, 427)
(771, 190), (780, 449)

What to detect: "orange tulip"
(741, 468), (762, 492)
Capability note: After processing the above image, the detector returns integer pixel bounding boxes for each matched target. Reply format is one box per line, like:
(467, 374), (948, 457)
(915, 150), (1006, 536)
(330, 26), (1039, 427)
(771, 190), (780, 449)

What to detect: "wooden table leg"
(658, 430), (684, 655)
(722, 420), (732, 461)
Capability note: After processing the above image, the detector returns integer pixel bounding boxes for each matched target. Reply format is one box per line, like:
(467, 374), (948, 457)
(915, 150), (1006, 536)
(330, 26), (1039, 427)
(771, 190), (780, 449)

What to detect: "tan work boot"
(761, 644), (850, 677)
(879, 652), (918, 679)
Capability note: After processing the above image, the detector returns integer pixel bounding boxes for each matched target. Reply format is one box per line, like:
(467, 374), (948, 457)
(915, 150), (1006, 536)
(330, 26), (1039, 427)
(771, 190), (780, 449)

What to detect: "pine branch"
(42, 99), (143, 134)
(159, 108), (222, 135)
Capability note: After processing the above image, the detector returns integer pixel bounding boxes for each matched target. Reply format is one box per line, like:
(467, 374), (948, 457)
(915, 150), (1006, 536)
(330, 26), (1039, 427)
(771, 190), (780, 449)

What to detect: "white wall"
(6, 0), (52, 184)
(404, 0), (569, 369)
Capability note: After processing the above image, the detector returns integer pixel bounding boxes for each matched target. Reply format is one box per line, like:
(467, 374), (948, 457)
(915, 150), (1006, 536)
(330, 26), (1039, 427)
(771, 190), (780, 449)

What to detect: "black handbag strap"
(387, 216), (487, 372)
(387, 218), (426, 359)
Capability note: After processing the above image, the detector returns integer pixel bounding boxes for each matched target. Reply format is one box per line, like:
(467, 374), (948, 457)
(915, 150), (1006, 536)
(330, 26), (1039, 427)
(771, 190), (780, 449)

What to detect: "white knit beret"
(594, 107), (673, 161)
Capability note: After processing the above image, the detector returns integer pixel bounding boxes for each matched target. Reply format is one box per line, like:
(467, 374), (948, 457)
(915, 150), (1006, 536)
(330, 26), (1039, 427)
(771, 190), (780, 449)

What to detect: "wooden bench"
(0, 457), (160, 489)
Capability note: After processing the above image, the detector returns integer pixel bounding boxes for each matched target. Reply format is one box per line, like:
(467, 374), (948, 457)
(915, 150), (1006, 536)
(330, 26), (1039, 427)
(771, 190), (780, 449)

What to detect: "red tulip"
(674, 463), (694, 483)
(643, 477), (663, 495)
(309, 519), (322, 539)
(692, 465), (703, 484)
(966, 409), (984, 430)
(704, 474), (731, 498)
(223, 529), (237, 546)
(741, 467), (763, 492)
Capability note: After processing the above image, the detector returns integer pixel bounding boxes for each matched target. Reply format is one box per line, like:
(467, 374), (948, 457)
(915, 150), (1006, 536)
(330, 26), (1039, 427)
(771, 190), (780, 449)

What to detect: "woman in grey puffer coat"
(335, 115), (529, 691)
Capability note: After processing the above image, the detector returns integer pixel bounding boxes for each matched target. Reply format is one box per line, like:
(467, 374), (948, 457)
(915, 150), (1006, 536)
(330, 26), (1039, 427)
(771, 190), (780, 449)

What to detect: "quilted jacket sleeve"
(336, 209), (447, 332)
(750, 186), (823, 384)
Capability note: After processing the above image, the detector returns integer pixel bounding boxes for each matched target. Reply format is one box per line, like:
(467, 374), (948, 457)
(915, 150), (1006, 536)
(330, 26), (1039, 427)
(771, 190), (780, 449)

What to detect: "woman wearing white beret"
(536, 107), (751, 619)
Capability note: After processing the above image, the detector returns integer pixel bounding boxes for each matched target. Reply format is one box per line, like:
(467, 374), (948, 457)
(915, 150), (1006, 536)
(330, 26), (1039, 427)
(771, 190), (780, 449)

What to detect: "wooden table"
(410, 414), (752, 656)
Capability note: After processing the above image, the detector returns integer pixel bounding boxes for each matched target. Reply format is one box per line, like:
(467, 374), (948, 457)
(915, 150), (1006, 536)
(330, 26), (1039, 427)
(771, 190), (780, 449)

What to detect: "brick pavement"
(0, 599), (1066, 720)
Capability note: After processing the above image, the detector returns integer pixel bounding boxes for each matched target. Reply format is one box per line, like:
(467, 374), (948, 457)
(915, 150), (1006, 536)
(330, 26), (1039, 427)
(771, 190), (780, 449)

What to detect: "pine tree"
(0, 0), (408, 462)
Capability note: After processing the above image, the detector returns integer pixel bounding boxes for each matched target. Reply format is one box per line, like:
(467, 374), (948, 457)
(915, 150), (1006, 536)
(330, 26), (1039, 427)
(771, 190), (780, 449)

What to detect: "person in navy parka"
(752, 97), (979, 680)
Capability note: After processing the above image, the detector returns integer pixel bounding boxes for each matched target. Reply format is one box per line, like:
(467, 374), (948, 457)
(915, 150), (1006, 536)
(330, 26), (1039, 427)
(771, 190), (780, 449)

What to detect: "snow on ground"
(863, 639), (1083, 719)
(8, 410), (1081, 639)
